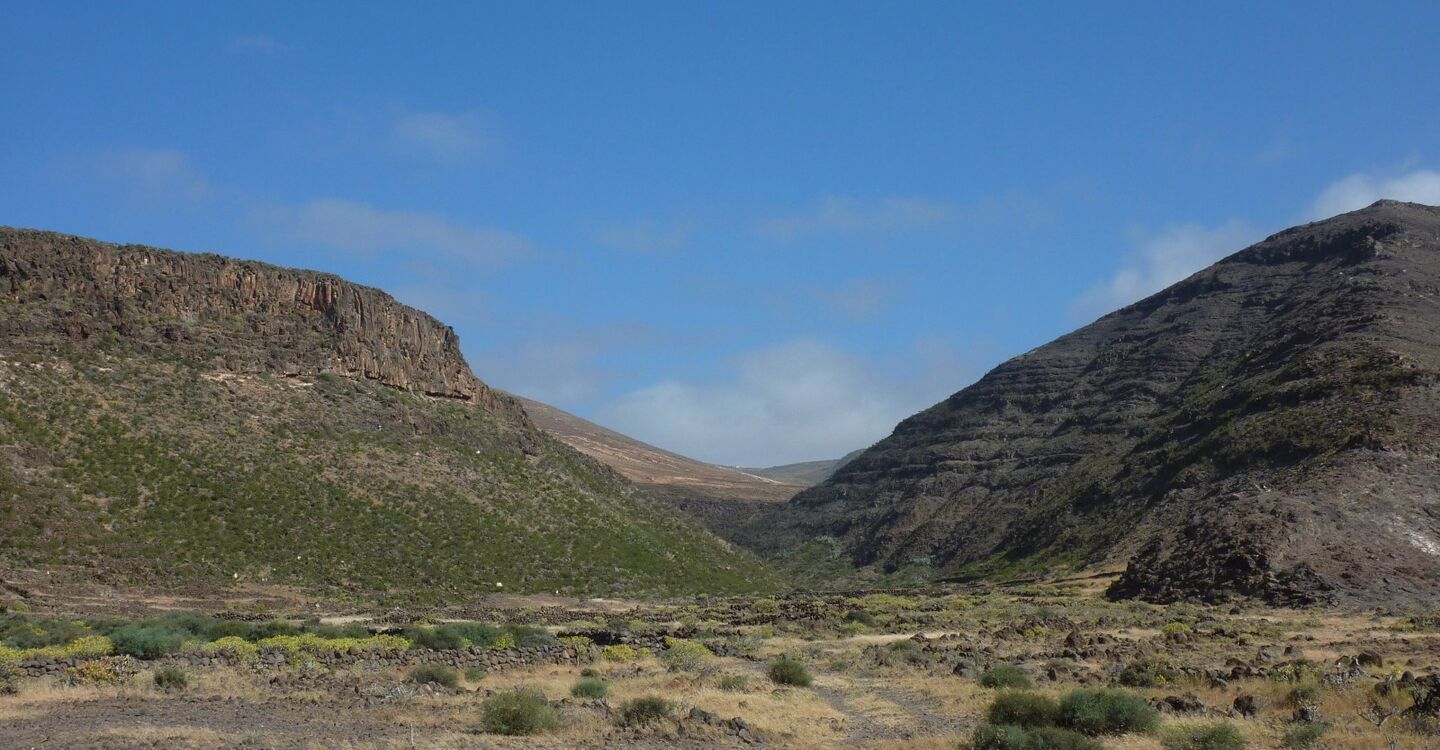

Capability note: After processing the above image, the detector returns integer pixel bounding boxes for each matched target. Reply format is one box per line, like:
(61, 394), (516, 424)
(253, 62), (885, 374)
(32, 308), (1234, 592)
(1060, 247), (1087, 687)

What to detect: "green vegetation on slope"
(0, 344), (775, 601)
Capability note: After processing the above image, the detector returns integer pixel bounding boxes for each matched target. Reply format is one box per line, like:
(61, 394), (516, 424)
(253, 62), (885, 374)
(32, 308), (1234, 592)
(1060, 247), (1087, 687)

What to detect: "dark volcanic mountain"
(0, 228), (774, 603)
(750, 201), (1440, 606)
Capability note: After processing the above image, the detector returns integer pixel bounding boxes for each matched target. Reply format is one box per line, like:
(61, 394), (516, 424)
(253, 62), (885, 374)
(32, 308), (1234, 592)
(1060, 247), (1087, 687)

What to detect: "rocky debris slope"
(0, 228), (510, 411)
(749, 201), (1440, 606)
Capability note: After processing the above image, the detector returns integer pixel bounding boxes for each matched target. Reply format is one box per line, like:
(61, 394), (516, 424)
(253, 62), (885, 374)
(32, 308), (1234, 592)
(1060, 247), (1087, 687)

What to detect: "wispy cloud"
(1308, 169), (1440, 219)
(267, 198), (537, 267)
(594, 338), (974, 466)
(760, 196), (958, 239)
(1071, 220), (1256, 322)
(813, 278), (900, 321)
(392, 110), (496, 161)
(229, 33), (284, 56)
(595, 219), (694, 254)
(86, 148), (211, 204)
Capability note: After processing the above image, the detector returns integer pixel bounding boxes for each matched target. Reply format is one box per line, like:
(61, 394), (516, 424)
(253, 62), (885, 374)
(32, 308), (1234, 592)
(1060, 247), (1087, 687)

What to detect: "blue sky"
(4, 2), (1440, 465)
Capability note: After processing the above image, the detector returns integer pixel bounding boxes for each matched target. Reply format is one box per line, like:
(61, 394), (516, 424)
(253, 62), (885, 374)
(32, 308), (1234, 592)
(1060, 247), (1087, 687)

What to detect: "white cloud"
(814, 278), (898, 321)
(478, 339), (610, 405)
(1071, 220), (1256, 322)
(268, 198), (537, 267)
(595, 219), (694, 254)
(229, 33), (284, 56)
(760, 196), (958, 239)
(594, 339), (968, 466)
(392, 111), (495, 160)
(91, 148), (210, 202)
(1308, 169), (1440, 219)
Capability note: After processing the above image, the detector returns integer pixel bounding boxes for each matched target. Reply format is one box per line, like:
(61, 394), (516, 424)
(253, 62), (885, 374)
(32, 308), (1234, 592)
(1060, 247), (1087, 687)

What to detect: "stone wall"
(16, 644), (594, 678)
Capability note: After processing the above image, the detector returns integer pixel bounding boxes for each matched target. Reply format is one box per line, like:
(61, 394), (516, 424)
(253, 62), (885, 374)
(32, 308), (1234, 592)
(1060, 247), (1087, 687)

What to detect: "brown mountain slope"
(747, 201), (1440, 606)
(0, 228), (776, 602)
(742, 450), (865, 487)
(510, 394), (799, 539)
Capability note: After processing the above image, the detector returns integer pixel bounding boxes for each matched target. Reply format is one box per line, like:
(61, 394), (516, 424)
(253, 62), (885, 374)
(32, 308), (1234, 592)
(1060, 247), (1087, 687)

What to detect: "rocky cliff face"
(0, 228), (509, 411)
(749, 201), (1440, 606)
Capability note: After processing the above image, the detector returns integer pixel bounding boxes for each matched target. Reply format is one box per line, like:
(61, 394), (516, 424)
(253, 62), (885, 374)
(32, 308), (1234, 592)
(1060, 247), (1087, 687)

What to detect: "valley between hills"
(4, 203), (1440, 749)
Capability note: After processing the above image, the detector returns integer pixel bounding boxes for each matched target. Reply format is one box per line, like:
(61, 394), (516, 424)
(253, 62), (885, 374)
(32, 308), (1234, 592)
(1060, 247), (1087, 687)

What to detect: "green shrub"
(108, 624), (187, 659)
(197, 636), (259, 661)
(972, 724), (1102, 750)
(1280, 722), (1327, 749)
(152, 665), (187, 692)
(1287, 677), (1321, 705)
(1117, 657), (1180, 688)
(601, 644), (641, 662)
(1057, 688), (1159, 735)
(988, 691), (1060, 728)
(973, 723), (1031, 750)
(480, 688), (559, 735)
(1161, 722), (1244, 750)
(1161, 622), (1193, 639)
(718, 674), (749, 692)
(980, 664), (1034, 689)
(1026, 727), (1105, 750)
(620, 695), (672, 726)
(570, 676), (608, 699)
(408, 664), (459, 689)
(68, 659), (124, 685)
(767, 657), (812, 687)
(464, 666), (488, 683)
(251, 620), (301, 639)
(658, 637), (713, 671)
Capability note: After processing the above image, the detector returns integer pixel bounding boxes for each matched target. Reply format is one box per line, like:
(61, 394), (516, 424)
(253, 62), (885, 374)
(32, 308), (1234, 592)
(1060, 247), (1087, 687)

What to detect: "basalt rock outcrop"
(750, 201), (1440, 606)
(0, 228), (509, 411)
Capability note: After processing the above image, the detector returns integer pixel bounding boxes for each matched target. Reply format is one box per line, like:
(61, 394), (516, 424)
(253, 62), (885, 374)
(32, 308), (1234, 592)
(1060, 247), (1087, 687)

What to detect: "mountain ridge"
(749, 201), (1440, 606)
(0, 227), (776, 602)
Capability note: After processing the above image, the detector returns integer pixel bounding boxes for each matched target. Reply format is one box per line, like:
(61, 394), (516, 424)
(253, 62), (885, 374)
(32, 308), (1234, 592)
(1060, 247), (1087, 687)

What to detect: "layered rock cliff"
(0, 228), (508, 411)
(749, 201), (1440, 606)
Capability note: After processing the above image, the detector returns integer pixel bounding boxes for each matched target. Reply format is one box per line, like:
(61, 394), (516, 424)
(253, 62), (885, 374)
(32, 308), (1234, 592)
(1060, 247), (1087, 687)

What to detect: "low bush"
(68, 659), (124, 685)
(973, 723), (1031, 750)
(1116, 657), (1180, 688)
(1161, 622), (1194, 639)
(988, 691), (1060, 728)
(1058, 688), (1159, 736)
(1287, 677), (1321, 705)
(464, 666), (488, 683)
(972, 724), (1101, 750)
(620, 695), (672, 726)
(601, 644), (642, 662)
(480, 688), (559, 735)
(980, 664), (1033, 689)
(718, 674), (749, 691)
(153, 665), (187, 692)
(1280, 722), (1327, 749)
(108, 624), (188, 659)
(196, 636), (258, 661)
(1160, 722), (1244, 750)
(658, 637), (713, 671)
(408, 664), (459, 689)
(768, 657), (812, 687)
(570, 676), (608, 699)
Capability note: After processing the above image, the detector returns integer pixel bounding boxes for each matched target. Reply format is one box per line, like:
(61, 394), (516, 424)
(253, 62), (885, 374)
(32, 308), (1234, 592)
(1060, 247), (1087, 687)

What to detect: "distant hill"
(750, 202), (1440, 607)
(510, 395), (799, 538)
(0, 228), (776, 604)
(741, 450), (864, 487)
